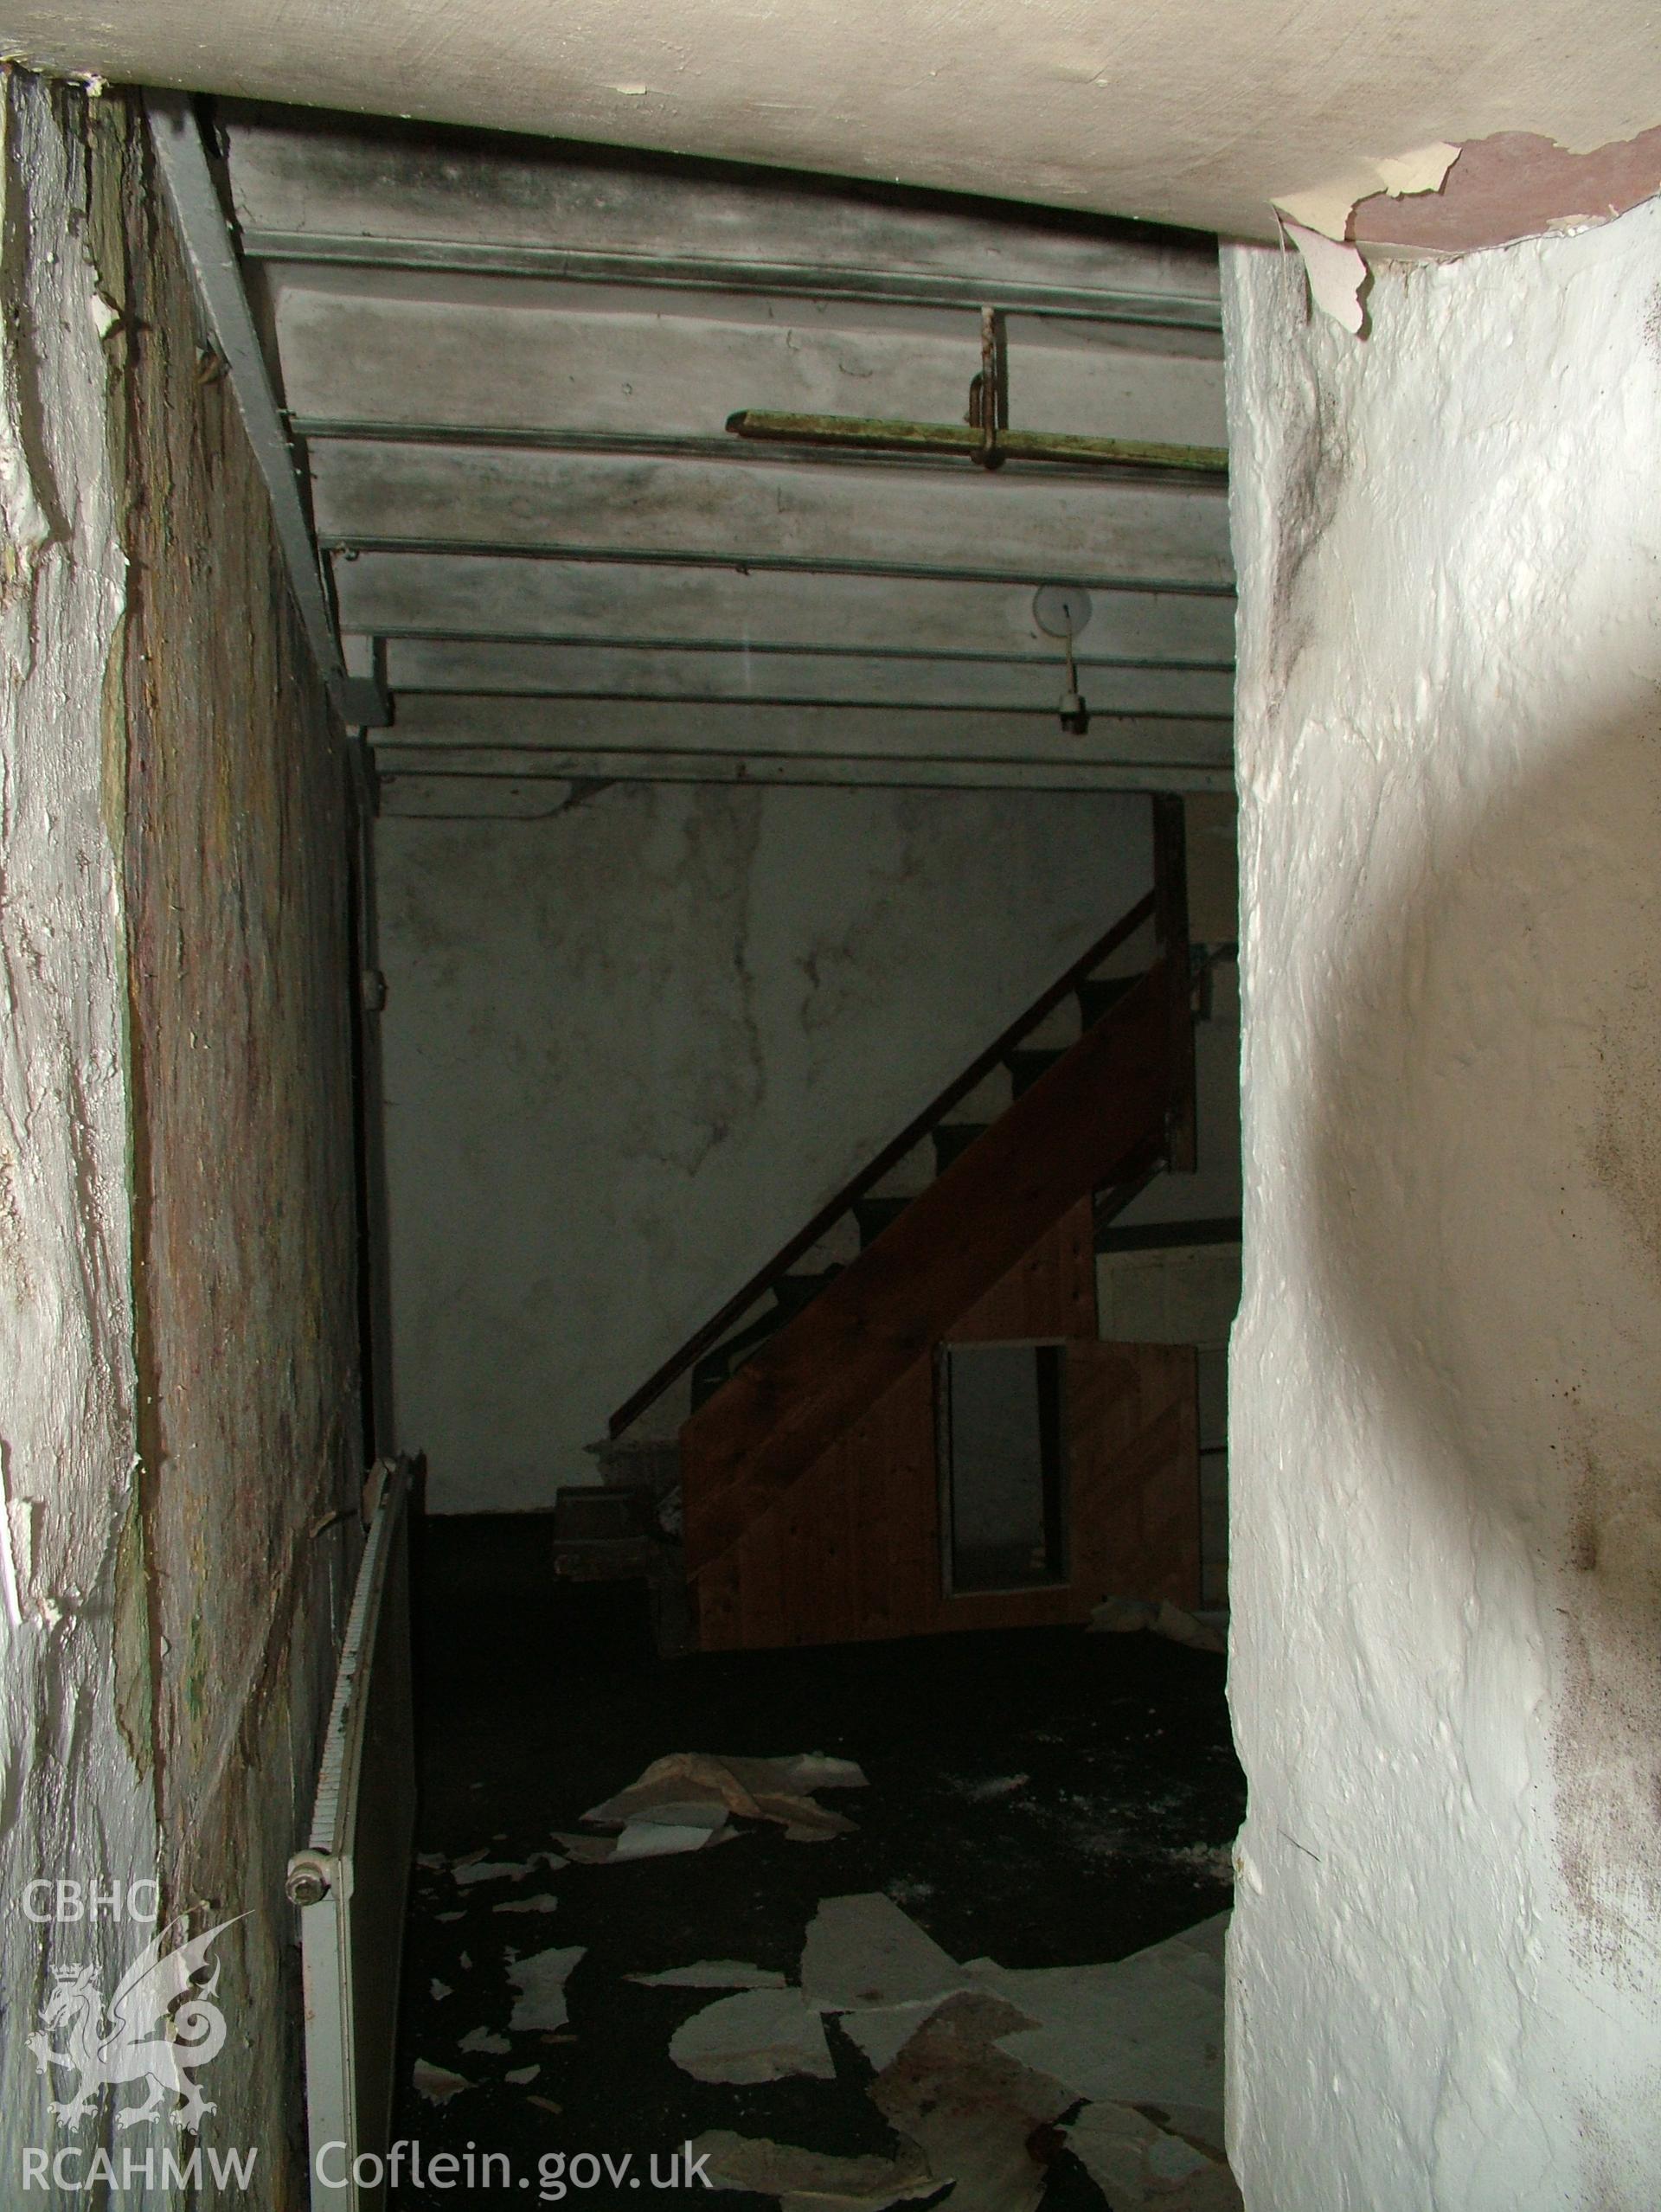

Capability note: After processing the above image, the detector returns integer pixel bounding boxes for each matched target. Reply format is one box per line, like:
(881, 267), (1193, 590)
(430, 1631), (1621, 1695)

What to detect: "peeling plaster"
(1, 0), (1658, 251)
(0, 74), (361, 2200)
(0, 67), (160, 2190)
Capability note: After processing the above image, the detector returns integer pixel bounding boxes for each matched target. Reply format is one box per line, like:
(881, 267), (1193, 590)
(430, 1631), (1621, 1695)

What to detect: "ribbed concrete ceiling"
(213, 105), (1237, 811)
(10, 0), (1661, 247)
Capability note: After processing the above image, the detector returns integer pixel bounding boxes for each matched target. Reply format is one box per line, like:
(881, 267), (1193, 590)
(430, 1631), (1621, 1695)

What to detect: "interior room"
(2, 16), (1658, 2212)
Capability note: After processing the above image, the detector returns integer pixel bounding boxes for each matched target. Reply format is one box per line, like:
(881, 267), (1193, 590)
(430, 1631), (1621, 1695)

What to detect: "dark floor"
(388, 1514), (1244, 2210)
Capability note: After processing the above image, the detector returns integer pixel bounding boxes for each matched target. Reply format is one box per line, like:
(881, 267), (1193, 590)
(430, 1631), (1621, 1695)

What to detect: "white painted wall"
(0, 87), (164, 2199)
(1223, 206), (1661, 2209)
(377, 784), (1151, 1510)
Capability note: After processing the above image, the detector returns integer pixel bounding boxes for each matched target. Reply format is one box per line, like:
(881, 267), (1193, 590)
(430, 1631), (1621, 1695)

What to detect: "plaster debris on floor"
(628, 1959), (788, 1989)
(686, 2129), (938, 2209)
(411, 2059), (472, 2105)
(1088, 1597), (1228, 1654)
(651, 1891), (1237, 2207)
(669, 1985), (838, 2084)
(452, 1846), (568, 1885)
(578, 1749), (870, 1859)
(506, 1943), (587, 2031)
(397, 1584), (1246, 2209)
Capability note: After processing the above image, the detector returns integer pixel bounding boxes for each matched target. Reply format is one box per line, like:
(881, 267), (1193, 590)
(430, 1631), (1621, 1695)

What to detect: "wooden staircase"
(606, 798), (1202, 1651)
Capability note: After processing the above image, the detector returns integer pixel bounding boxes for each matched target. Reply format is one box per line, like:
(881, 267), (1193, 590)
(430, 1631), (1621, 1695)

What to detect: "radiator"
(288, 1458), (417, 2211)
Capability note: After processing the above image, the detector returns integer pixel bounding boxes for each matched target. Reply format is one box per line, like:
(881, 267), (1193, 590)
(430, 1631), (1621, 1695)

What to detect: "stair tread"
(933, 1121), (989, 1171)
(1007, 1046), (1067, 1096)
(1078, 974), (1138, 1023)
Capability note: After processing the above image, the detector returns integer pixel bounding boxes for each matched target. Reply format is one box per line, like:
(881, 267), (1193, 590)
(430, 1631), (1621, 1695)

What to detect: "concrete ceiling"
(10, 0), (1660, 249)
(196, 103), (1236, 809)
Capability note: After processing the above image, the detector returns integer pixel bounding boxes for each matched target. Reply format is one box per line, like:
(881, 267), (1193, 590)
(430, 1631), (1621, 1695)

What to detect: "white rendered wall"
(377, 785), (1151, 1511)
(1223, 209), (1661, 2208)
(0, 87), (164, 2196)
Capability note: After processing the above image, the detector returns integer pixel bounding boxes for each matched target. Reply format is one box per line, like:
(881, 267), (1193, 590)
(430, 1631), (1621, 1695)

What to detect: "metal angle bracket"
(145, 91), (345, 687)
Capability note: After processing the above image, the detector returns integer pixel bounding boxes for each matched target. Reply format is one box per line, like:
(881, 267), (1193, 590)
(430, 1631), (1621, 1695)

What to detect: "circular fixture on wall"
(1033, 586), (1092, 735)
(1032, 584), (1093, 640)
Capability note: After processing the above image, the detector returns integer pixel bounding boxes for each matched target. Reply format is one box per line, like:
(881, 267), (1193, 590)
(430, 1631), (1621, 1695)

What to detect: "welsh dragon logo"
(28, 1916), (240, 2133)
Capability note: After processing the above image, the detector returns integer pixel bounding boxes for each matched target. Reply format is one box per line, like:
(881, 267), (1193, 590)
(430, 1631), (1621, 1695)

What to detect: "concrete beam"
(373, 691), (1233, 768)
(271, 272), (1227, 448)
(382, 640), (1234, 714)
(375, 756), (1232, 810)
(224, 110), (1222, 330)
(311, 441), (1233, 588)
(335, 553), (1236, 661)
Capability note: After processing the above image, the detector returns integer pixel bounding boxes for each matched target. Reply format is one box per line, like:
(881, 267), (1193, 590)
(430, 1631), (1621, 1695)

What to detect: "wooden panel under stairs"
(682, 956), (1177, 1579)
(689, 1202), (1200, 1651)
(683, 943), (1202, 1650)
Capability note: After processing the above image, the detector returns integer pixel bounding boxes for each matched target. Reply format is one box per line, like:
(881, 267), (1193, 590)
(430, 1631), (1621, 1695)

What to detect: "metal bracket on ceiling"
(145, 91), (346, 689)
(965, 306), (1010, 470)
(728, 303), (1228, 479)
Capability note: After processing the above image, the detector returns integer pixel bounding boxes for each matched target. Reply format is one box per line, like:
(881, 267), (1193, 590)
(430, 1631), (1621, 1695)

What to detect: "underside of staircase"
(590, 798), (1204, 1652)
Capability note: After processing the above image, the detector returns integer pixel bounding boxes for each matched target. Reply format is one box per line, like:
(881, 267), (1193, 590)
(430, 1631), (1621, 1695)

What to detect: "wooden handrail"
(607, 881), (1160, 1439)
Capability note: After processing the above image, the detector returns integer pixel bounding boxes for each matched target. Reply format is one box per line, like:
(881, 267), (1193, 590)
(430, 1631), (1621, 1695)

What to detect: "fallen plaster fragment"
(508, 1945), (587, 2032)
(687, 2129), (938, 2209)
(554, 1831), (620, 1864)
(869, 1990), (1066, 2212)
(837, 1998), (946, 2074)
(668, 1987), (837, 2085)
(950, 1773), (1029, 1804)
(454, 1851), (565, 1886)
(560, 1812), (742, 1863)
(628, 1960), (787, 1990)
(529, 2095), (563, 2116)
(800, 1893), (970, 2013)
(459, 2027), (512, 2054)
(413, 2060), (472, 2104)
(430, 1978), (452, 2001)
(773, 1754), (868, 1792)
(1089, 1595), (1158, 1634)
(496, 1894), (561, 1914)
(1273, 140), (1461, 240)
(1087, 1598), (1227, 1653)
(612, 1814), (729, 1861)
(976, 1913), (1229, 2113)
(1280, 221), (1369, 336)
(1066, 2100), (1242, 2212)
(1153, 1601), (1227, 1654)
(505, 2064), (539, 2084)
(584, 1752), (865, 1846)
(435, 1909), (465, 1922)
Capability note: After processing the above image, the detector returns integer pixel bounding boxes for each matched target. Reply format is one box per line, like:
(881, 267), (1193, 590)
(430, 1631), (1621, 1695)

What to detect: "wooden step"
(854, 1193), (914, 1249)
(1022, 997), (1083, 1049)
(1078, 974), (1138, 1027)
(1007, 1046), (1066, 1097)
(933, 1121), (989, 1173)
(691, 1267), (845, 1406)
